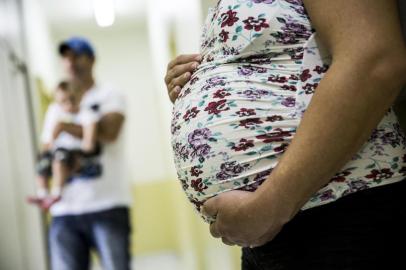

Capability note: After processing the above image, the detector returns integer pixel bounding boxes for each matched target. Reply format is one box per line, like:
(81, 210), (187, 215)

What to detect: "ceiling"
(39, 0), (147, 30)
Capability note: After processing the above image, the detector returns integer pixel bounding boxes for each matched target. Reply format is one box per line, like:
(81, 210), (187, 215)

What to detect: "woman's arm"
(258, 0), (406, 219)
(204, 0), (406, 246)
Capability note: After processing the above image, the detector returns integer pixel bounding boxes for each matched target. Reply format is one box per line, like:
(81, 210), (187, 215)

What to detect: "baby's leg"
(35, 175), (49, 198)
(51, 158), (71, 198)
(28, 151), (53, 205)
(27, 175), (50, 206)
(34, 158), (69, 210)
(51, 148), (78, 196)
(35, 151), (53, 197)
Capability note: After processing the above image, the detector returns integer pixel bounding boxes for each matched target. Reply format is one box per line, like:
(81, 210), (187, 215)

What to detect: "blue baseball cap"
(58, 37), (95, 58)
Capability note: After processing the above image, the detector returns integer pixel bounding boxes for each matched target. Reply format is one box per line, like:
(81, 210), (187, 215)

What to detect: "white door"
(0, 0), (47, 269)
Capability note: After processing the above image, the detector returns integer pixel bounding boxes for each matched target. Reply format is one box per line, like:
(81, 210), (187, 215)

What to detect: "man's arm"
(55, 112), (124, 144)
(97, 112), (125, 143)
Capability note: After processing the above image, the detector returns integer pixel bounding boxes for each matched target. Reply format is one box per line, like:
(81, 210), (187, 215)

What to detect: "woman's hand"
(202, 189), (291, 248)
(164, 54), (202, 103)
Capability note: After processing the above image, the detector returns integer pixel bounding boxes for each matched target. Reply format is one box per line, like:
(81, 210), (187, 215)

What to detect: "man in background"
(41, 36), (131, 270)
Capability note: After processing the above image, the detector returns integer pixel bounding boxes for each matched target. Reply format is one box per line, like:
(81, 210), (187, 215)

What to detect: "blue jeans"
(49, 207), (131, 270)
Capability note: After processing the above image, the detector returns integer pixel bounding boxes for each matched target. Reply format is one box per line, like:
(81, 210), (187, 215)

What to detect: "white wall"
(0, 0), (48, 269)
(22, 0), (58, 91)
(145, 0), (203, 189)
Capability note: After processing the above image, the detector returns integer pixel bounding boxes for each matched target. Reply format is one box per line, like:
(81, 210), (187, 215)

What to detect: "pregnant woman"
(167, 0), (406, 268)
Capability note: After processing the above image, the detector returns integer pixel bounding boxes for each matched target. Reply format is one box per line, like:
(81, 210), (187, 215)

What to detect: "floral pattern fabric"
(171, 0), (406, 222)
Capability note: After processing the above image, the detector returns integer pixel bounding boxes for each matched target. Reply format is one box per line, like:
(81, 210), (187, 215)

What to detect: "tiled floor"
(91, 246), (237, 270)
(92, 252), (180, 270)
(132, 252), (180, 270)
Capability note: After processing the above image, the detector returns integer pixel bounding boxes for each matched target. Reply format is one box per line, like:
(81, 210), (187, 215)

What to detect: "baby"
(28, 81), (100, 210)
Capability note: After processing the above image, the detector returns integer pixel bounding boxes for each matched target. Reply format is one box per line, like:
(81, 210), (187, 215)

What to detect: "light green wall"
(132, 180), (241, 270)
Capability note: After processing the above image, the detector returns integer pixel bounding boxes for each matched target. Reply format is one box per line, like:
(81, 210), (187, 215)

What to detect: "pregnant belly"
(171, 64), (301, 222)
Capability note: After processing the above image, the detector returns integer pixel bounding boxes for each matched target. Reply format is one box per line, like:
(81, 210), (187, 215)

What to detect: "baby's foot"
(27, 196), (45, 206)
(41, 196), (61, 210)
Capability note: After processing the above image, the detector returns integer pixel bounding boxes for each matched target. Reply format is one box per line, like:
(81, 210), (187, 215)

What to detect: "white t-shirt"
(41, 84), (131, 216)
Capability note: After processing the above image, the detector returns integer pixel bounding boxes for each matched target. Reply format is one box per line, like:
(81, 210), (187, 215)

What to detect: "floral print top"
(171, 0), (406, 222)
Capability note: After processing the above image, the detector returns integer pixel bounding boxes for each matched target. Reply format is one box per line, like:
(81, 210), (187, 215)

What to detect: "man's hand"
(165, 54), (202, 103)
(202, 189), (290, 248)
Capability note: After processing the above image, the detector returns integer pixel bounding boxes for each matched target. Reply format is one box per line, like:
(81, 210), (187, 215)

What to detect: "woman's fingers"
(167, 54), (201, 71)
(168, 86), (181, 103)
(165, 54), (202, 103)
(167, 71), (193, 102)
(172, 71), (192, 87)
(165, 61), (198, 86)
(165, 62), (198, 103)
